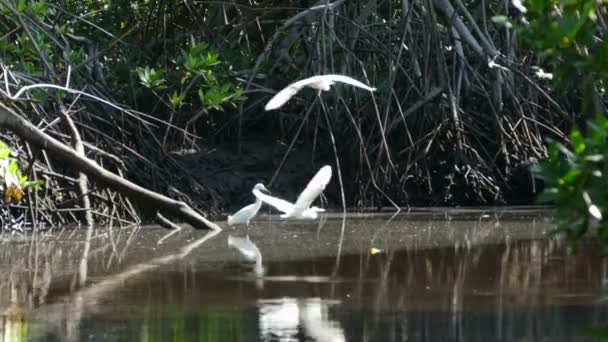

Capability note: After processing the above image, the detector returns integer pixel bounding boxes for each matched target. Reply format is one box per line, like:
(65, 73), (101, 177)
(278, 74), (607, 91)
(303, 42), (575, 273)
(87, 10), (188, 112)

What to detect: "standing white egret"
(227, 183), (270, 226)
(264, 75), (376, 111)
(227, 235), (264, 276)
(253, 165), (332, 220)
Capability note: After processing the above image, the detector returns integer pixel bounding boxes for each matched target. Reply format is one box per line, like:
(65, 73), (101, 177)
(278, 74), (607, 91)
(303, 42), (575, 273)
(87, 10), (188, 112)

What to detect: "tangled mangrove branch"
(0, 0), (596, 229)
(0, 101), (219, 230)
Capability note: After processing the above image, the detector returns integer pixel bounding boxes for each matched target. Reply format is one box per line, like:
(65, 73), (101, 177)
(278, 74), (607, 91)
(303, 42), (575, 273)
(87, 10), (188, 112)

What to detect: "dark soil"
(171, 139), (338, 214)
(167, 139), (541, 219)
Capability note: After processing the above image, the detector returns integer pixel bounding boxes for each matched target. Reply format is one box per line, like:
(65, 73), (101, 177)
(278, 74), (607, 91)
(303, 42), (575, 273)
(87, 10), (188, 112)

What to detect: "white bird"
(253, 165), (332, 220)
(228, 235), (264, 275)
(227, 183), (270, 226)
(264, 75), (376, 111)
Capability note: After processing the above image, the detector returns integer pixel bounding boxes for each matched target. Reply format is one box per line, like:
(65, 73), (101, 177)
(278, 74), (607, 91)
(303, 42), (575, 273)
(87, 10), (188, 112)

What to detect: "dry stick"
(453, 0), (498, 56)
(268, 96), (319, 187)
(385, 87), (444, 136)
(318, 95), (347, 277)
(239, 0), (346, 152)
(0, 103), (221, 231)
(61, 96), (94, 229)
(319, 19), (396, 172)
(61, 105), (94, 287)
(340, 101), (401, 211)
(1, 73), (195, 138)
(433, 0), (484, 58)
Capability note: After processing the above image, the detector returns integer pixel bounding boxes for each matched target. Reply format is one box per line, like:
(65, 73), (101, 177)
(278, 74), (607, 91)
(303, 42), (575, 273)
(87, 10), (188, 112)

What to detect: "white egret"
(253, 165), (332, 220)
(264, 75), (376, 111)
(227, 235), (264, 276)
(227, 183), (270, 226)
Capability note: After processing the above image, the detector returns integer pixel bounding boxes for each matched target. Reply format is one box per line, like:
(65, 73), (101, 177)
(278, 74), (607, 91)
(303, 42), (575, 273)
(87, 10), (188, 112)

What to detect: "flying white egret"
(264, 75), (376, 111)
(253, 165), (332, 220)
(227, 183), (270, 226)
(227, 235), (264, 276)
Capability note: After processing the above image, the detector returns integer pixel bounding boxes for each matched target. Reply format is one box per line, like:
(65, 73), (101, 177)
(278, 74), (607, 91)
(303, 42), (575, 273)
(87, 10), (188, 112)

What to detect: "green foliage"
(586, 326), (608, 341)
(0, 0), (251, 138)
(0, 141), (44, 204)
(517, 0), (607, 105)
(518, 0), (608, 242)
(137, 66), (166, 90)
(136, 38), (245, 112)
(532, 115), (608, 242)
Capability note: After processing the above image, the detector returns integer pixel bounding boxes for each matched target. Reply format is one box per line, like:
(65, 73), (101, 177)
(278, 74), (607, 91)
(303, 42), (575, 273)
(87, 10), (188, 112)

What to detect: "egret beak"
(260, 185), (271, 194)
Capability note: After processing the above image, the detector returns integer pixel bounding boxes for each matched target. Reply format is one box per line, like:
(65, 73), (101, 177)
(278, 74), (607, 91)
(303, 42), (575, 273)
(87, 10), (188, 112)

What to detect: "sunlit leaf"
(24, 180), (44, 189)
(569, 128), (585, 154)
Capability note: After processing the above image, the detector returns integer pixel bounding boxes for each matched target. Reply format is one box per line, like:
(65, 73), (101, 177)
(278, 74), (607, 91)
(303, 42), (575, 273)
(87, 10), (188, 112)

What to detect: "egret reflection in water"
(258, 297), (345, 342)
(227, 235), (264, 276)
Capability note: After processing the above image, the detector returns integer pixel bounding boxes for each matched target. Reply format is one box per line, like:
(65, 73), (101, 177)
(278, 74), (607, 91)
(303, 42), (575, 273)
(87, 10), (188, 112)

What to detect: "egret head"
(253, 183), (270, 193)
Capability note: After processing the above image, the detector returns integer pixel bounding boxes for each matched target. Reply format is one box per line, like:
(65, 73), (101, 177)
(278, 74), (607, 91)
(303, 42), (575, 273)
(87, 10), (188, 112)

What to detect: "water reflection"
(0, 209), (607, 341)
(258, 297), (344, 342)
(228, 235), (265, 276)
(259, 298), (300, 341)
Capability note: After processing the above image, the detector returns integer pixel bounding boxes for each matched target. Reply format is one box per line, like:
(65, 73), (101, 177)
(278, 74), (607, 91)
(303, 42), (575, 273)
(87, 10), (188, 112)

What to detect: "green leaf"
(585, 326), (608, 340)
(17, 0), (27, 12)
(24, 180), (44, 189)
(569, 128), (586, 154)
(31, 1), (48, 17)
(528, 0), (548, 13)
(169, 90), (185, 107)
(560, 168), (581, 184)
(8, 159), (18, 174)
(0, 147), (10, 159)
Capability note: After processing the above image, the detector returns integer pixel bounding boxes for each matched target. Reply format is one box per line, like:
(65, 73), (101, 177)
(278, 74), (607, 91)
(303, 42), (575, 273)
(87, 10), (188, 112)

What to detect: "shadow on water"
(1, 208), (608, 341)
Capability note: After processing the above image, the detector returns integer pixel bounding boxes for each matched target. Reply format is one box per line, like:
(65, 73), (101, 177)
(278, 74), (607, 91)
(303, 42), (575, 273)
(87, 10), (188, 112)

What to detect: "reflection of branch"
(29, 228), (220, 335)
(78, 229), (220, 301)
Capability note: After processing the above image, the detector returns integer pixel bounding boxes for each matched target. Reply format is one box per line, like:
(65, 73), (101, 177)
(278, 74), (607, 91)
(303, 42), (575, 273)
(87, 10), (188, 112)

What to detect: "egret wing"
(264, 79), (309, 110)
(293, 165), (332, 211)
(253, 189), (295, 214)
(265, 76), (328, 110)
(326, 75), (376, 91)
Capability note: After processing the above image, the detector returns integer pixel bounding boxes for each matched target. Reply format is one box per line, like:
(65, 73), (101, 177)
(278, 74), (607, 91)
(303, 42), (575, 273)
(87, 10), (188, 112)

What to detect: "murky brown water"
(1, 208), (607, 341)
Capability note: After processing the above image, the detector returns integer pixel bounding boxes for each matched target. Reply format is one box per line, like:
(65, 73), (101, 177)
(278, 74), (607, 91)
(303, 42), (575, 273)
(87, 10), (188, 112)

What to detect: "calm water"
(2, 208), (608, 341)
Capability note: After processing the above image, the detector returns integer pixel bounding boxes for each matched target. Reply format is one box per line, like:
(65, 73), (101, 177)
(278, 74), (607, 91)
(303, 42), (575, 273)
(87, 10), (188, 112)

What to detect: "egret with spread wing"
(253, 165), (332, 220)
(264, 75), (376, 111)
(227, 183), (270, 226)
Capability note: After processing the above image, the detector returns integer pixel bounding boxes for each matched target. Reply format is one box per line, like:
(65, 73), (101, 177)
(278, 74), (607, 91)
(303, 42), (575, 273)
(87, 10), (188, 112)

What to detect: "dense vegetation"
(520, 0), (608, 243)
(0, 0), (604, 228)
